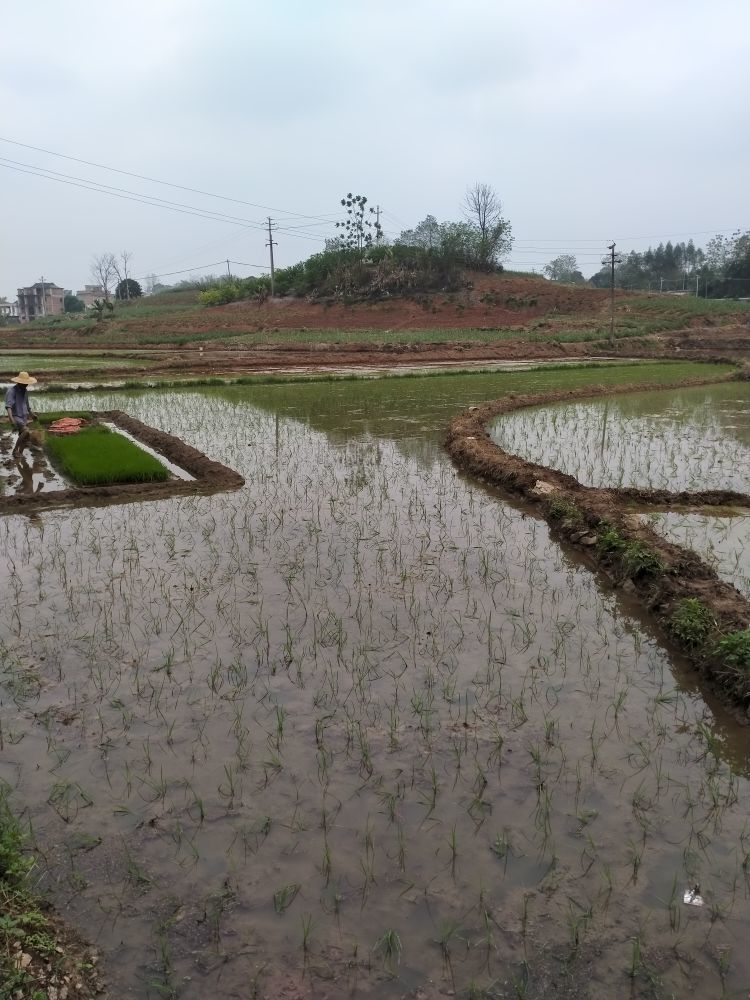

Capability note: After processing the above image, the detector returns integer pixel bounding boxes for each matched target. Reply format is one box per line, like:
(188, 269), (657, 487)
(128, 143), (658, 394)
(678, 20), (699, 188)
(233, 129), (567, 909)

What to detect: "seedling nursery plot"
(3, 361), (750, 999)
(44, 422), (169, 486)
(0, 410), (168, 497)
(0, 406), (244, 512)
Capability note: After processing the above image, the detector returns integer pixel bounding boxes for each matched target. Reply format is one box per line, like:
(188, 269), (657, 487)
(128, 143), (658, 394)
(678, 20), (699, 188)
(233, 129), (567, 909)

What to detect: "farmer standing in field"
(4, 371), (38, 457)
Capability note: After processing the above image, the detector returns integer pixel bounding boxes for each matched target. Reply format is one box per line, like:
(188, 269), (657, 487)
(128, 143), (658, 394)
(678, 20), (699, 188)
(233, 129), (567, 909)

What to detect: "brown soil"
(444, 374), (750, 710)
(3, 274), (749, 377)
(0, 410), (244, 516)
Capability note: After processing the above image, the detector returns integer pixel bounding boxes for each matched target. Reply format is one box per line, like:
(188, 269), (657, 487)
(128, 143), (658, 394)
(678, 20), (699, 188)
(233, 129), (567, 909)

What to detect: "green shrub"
(597, 526), (626, 554)
(198, 283), (242, 306)
(669, 598), (715, 646)
(715, 630), (750, 672)
(621, 541), (664, 577)
(596, 527), (663, 576)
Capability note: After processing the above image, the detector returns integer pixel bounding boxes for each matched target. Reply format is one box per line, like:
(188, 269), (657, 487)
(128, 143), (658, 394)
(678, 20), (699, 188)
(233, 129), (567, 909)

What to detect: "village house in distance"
(12, 280), (106, 322)
(16, 280), (66, 322)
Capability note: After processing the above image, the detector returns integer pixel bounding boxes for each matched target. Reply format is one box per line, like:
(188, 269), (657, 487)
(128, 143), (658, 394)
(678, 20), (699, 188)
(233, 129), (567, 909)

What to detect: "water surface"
(490, 381), (750, 492)
(1, 366), (748, 999)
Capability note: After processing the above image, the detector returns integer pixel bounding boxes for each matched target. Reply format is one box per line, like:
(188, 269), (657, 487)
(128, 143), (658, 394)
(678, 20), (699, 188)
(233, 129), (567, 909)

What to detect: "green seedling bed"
(44, 422), (169, 486)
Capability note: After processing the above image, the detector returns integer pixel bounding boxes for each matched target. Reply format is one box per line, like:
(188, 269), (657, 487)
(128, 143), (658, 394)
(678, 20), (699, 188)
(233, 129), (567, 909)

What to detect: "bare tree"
(90, 252), (117, 301)
(461, 183), (513, 270)
(463, 183), (502, 238)
(112, 251), (134, 299)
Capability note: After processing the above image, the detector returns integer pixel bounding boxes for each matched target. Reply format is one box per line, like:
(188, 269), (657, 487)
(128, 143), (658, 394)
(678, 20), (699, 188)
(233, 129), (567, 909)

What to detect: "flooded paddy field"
(2, 363), (750, 999)
(645, 511), (750, 601)
(489, 381), (750, 493)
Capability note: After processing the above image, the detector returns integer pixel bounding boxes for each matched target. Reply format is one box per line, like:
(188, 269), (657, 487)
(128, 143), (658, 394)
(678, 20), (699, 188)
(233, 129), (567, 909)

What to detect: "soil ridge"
(444, 372), (750, 709)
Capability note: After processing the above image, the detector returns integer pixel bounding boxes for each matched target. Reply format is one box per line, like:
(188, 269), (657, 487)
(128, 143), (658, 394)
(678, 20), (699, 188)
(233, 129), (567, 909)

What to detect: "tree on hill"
(713, 230), (750, 297)
(396, 215), (441, 251)
(462, 182), (513, 270)
(544, 255), (585, 283)
(334, 194), (382, 253)
(64, 294), (86, 313)
(115, 278), (143, 300)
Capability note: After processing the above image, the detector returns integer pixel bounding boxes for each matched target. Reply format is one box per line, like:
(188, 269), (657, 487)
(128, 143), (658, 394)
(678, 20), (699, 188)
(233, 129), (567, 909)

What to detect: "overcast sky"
(2, 0), (748, 299)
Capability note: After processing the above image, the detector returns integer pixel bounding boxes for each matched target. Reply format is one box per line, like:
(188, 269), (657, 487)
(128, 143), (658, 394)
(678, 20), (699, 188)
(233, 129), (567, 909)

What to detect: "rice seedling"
(273, 882), (300, 914)
(373, 928), (402, 975)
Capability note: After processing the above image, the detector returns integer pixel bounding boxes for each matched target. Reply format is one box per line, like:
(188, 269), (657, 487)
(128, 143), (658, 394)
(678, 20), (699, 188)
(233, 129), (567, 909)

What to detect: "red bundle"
(48, 417), (86, 436)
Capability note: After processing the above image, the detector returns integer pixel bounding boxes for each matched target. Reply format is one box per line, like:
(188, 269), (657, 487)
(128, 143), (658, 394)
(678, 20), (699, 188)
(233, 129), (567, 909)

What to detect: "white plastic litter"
(683, 886), (704, 906)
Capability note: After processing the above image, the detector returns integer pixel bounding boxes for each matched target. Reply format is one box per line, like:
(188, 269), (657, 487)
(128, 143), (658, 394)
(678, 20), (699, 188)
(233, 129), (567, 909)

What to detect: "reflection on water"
(0, 370), (747, 998)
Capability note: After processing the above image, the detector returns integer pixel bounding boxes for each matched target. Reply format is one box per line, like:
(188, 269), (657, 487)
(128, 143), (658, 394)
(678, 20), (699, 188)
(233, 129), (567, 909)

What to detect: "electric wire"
(0, 135), (343, 222)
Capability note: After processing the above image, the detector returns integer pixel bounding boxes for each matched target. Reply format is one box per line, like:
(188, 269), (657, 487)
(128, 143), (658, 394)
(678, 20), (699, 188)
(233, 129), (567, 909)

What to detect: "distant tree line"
(545, 230), (750, 297)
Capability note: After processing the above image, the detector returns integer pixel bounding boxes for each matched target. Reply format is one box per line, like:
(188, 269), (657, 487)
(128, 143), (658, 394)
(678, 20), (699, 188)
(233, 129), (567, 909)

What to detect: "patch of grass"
(546, 496), (583, 522)
(597, 527), (664, 577)
(597, 526), (627, 555)
(669, 598), (715, 647)
(621, 541), (665, 578)
(44, 424), (169, 486)
(0, 786), (32, 885)
(715, 630), (750, 672)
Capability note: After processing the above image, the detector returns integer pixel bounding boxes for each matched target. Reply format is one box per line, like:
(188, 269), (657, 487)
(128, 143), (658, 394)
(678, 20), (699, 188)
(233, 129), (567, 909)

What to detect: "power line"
(514, 227), (744, 243)
(130, 260), (269, 282)
(0, 159), (341, 246)
(0, 160), (270, 230)
(143, 226), (262, 274)
(6, 145), (740, 254)
(0, 134), (343, 223)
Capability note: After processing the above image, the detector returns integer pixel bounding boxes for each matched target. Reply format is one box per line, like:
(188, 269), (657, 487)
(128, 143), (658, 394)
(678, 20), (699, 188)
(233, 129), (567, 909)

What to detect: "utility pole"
(226, 259), (231, 279)
(40, 275), (46, 317)
(601, 244), (621, 348)
(266, 217), (277, 296)
(375, 204), (382, 243)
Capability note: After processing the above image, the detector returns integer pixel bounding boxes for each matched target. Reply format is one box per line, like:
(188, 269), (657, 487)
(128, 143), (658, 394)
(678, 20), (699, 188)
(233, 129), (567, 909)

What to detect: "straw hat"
(11, 371), (37, 385)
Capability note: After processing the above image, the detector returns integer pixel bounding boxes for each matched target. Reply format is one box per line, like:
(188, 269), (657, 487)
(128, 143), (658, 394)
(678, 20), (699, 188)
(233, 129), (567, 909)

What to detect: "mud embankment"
(445, 374), (750, 710)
